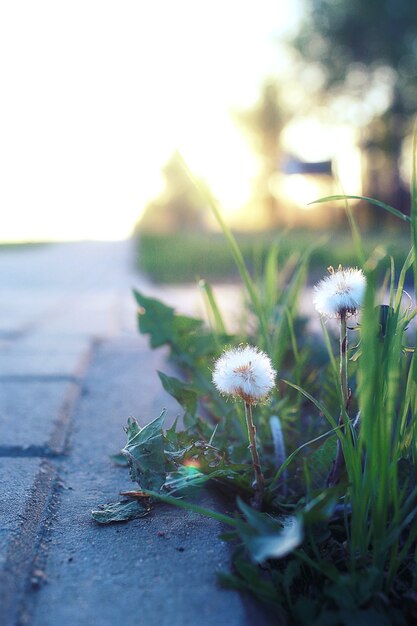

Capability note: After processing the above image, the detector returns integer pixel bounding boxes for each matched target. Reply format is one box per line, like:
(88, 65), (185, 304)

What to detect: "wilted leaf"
(122, 411), (167, 491)
(124, 416), (141, 443)
(164, 445), (195, 463)
(92, 499), (150, 524)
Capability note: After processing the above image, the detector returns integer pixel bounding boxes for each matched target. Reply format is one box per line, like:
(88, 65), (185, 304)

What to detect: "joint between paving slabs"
(0, 460), (60, 626)
(0, 378), (84, 459)
(0, 339), (99, 459)
(0, 342), (100, 625)
(0, 375), (82, 383)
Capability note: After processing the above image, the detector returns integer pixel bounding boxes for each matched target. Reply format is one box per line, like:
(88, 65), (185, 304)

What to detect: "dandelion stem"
(328, 311), (350, 486)
(244, 401), (265, 510)
(340, 311), (348, 406)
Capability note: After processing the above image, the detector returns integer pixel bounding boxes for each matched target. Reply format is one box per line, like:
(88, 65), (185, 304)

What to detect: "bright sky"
(0, 0), (301, 241)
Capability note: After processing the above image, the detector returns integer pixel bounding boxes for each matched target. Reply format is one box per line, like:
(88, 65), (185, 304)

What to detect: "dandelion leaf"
(158, 371), (198, 427)
(134, 290), (202, 350)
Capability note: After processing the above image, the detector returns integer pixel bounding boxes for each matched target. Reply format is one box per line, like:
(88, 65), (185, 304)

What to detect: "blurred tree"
(139, 152), (207, 233)
(235, 81), (292, 227)
(293, 0), (417, 214)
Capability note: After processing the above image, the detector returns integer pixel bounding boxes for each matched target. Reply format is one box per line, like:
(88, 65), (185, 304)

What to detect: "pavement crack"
(0, 375), (82, 383)
(0, 446), (66, 459)
(0, 460), (58, 626)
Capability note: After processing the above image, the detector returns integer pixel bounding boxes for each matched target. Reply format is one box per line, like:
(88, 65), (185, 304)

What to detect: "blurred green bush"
(137, 230), (409, 284)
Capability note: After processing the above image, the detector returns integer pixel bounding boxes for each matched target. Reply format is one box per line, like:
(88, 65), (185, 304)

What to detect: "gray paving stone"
(12, 332), (92, 351)
(28, 338), (266, 626)
(0, 459), (57, 626)
(41, 292), (123, 338)
(0, 343), (91, 377)
(0, 458), (45, 569)
(0, 241), (135, 292)
(0, 293), (63, 337)
(0, 379), (78, 452)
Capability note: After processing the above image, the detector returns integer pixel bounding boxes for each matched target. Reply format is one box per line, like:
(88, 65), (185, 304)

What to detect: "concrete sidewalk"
(0, 241), (270, 626)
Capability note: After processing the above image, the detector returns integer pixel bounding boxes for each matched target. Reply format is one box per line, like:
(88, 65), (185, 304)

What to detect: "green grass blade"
(198, 279), (227, 335)
(180, 156), (270, 349)
(143, 489), (240, 527)
(309, 195), (412, 224)
(333, 176), (366, 265)
(394, 248), (414, 310)
(411, 122), (417, 302)
(269, 422), (346, 488)
(263, 240), (280, 316)
(283, 380), (338, 431)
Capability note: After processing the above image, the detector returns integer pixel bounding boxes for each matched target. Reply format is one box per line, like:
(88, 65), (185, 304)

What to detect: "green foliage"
(0, 242), (47, 253)
(138, 230), (410, 284)
(134, 290), (203, 351)
(122, 412), (167, 491)
(158, 372), (198, 427)
(236, 499), (303, 563)
(95, 157), (417, 624)
(312, 195), (412, 224)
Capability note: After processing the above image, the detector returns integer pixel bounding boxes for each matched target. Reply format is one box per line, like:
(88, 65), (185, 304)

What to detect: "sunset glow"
(0, 0), (301, 242)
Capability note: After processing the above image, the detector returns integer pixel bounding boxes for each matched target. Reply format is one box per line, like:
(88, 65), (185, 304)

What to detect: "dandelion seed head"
(313, 266), (366, 318)
(212, 345), (276, 404)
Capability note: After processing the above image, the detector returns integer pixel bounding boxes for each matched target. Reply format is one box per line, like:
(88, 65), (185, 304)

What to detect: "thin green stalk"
(198, 279), (227, 335)
(412, 122), (417, 303)
(180, 157), (270, 349)
(143, 489), (241, 528)
(335, 176), (366, 265)
(321, 310), (351, 487)
(293, 550), (340, 583)
(340, 312), (348, 406)
(282, 380), (339, 432)
(310, 194), (412, 224)
(393, 247), (414, 311)
(413, 544), (417, 590)
(269, 419), (350, 489)
(319, 317), (346, 408)
(244, 401), (265, 509)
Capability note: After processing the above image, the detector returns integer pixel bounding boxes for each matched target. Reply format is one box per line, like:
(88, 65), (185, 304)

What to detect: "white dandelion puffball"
(313, 266), (366, 318)
(212, 345), (276, 404)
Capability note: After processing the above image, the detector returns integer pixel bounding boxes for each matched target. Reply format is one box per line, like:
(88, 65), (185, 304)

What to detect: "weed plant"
(94, 152), (417, 624)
